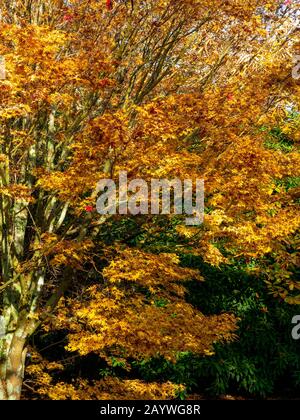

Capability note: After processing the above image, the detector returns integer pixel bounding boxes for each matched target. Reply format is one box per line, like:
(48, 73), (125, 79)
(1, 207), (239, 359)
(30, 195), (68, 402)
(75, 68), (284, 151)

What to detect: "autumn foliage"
(0, 0), (299, 400)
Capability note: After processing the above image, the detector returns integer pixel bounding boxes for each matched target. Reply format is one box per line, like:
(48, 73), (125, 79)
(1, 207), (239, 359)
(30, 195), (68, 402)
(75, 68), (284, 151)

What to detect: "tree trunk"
(0, 325), (28, 400)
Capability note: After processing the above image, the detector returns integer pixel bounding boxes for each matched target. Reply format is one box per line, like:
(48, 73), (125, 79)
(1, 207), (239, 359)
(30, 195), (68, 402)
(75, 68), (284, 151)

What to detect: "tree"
(0, 0), (299, 400)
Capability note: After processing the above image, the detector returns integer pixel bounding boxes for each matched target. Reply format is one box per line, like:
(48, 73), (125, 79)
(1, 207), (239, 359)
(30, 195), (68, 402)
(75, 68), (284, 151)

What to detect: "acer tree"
(0, 0), (299, 400)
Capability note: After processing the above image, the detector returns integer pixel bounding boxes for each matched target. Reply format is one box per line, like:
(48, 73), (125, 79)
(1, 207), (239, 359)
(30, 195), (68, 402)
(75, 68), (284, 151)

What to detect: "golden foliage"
(0, 0), (299, 400)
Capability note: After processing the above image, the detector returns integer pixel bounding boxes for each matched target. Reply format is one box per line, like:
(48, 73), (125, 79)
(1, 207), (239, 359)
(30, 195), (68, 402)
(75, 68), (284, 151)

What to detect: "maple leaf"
(106, 0), (113, 11)
(85, 205), (94, 212)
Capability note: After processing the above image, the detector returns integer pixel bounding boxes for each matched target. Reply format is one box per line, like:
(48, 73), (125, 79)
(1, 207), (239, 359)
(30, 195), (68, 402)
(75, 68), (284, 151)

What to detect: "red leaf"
(63, 14), (73, 22)
(106, 0), (113, 10)
(85, 205), (94, 213)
